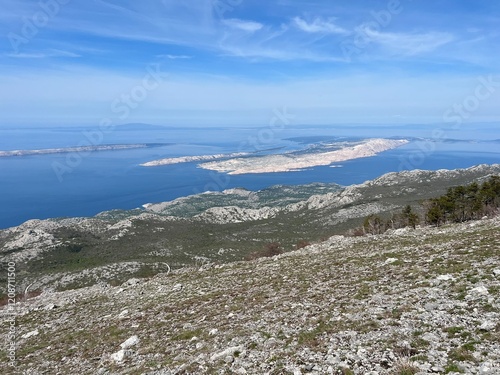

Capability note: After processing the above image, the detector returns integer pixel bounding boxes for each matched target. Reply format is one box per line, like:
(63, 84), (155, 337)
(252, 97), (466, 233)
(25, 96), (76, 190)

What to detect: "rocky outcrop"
(193, 164), (500, 224)
(195, 206), (282, 224)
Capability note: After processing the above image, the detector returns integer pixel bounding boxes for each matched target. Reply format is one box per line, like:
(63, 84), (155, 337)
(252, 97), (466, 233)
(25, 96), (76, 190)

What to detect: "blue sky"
(1, 0), (499, 126)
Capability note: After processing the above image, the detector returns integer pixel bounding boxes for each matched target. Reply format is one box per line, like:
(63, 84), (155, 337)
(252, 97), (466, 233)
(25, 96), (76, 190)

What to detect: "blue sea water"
(0, 124), (499, 229)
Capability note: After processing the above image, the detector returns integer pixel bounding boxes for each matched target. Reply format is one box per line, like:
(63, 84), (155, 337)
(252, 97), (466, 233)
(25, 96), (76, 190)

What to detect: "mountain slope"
(2, 216), (499, 374)
(1, 164), (500, 294)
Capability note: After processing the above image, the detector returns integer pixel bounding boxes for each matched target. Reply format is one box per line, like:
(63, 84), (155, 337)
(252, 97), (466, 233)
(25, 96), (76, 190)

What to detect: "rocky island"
(199, 138), (409, 175)
(140, 152), (250, 167)
(0, 143), (169, 157)
(139, 139), (409, 174)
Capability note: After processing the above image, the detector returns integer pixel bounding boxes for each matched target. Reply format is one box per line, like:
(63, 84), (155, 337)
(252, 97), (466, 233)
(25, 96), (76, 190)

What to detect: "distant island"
(141, 139), (409, 173)
(0, 143), (169, 157)
(115, 123), (170, 131)
(199, 138), (409, 175)
(140, 152), (250, 167)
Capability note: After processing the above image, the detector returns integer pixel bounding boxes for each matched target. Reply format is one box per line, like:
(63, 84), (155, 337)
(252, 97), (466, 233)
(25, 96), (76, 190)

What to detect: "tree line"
(358, 176), (500, 235)
(425, 176), (500, 225)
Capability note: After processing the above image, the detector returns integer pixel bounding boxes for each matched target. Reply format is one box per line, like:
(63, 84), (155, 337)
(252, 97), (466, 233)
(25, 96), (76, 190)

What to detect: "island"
(140, 152), (250, 167)
(0, 143), (169, 157)
(198, 138), (409, 175)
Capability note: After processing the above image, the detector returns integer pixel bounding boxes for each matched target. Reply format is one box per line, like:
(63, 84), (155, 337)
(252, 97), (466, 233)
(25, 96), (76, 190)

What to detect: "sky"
(0, 0), (499, 127)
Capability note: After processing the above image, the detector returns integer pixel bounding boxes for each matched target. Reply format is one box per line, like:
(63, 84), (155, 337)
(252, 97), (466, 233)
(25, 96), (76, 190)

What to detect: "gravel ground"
(1, 216), (499, 374)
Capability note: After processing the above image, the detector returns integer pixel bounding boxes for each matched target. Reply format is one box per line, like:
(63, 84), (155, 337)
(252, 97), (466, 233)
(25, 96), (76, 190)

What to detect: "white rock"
(326, 355), (337, 365)
(479, 321), (496, 331)
(110, 349), (127, 362)
(120, 335), (140, 349)
(264, 338), (279, 348)
(470, 286), (489, 296)
(210, 346), (243, 362)
(117, 309), (128, 319)
(479, 362), (493, 373)
(21, 330), (39, 339)
(209, 328), (218, 336)
(422, 333), (439, 342)
(493, 269), (500, 277)
(383, 258), (398, 265)
(172, 283), (183, 291)
(436, 274), (455, 282)
(111, 350), (123, 362)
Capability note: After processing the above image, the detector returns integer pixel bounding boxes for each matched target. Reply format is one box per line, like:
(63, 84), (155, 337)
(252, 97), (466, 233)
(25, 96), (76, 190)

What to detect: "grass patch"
(445, 363), (464, 373)
(354, 284), (371, 300)
(171, 328), (203, 341)
(444, 326), (464, 337)
(448, 345), (475, 362)
(390, 359), (419, 375)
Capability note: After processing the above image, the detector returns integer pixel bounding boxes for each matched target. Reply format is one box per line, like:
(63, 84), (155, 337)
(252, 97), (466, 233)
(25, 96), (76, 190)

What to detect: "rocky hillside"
(1, 215), (499, 374)
(1, 164), (500, 294)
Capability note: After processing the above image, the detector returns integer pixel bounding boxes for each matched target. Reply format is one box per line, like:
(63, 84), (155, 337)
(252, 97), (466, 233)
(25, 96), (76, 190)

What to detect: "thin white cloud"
(293, 17), (347, 34)
(219, 43), (346, 62)
(466, 27), (482, 33)
(218, 18), (346, 62)
(158, 54), (193, 59)
(223, 18), (264, 33)
(360, 27), (454, 55)
(6, 49), (81, 59)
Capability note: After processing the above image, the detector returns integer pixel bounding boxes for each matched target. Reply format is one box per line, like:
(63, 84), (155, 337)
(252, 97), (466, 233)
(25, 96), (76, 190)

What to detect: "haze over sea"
(0, 123), (499, 229)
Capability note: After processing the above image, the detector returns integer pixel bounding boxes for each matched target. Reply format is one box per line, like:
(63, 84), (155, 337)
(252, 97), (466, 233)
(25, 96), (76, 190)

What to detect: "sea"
(0, 123), (499, 229)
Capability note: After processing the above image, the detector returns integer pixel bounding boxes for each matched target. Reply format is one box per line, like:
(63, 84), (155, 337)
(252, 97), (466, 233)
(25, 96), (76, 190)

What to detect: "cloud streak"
(6, 49), (81, 59)
(361, 27), (454, 55)
(293, 17), (347, 34)
(159, 54), (193, 60)
(223, 18), (264, 33)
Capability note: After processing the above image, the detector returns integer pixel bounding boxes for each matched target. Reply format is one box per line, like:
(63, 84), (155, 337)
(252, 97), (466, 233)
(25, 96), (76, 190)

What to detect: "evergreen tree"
(402, 205), (419, 229)
(424, 176), (500, 226)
